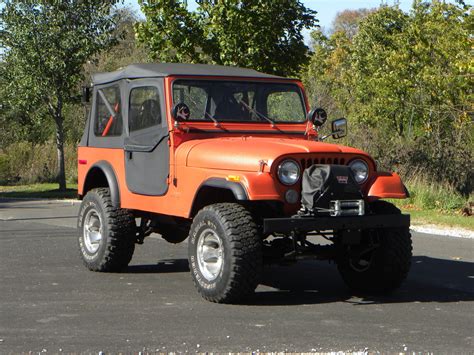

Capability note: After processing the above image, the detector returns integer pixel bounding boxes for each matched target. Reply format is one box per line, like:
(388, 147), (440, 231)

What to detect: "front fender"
(200, 178), (248, 200)
(366, 172), (408, 201)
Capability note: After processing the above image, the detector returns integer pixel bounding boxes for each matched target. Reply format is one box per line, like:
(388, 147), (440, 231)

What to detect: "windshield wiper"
(183, 93), (222, 128)
(236, 99), (276, 128)
(203, 107), (221, 127)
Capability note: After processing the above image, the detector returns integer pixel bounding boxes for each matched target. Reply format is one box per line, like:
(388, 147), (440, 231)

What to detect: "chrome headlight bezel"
(277, 159), (300, 186)
(349, 159), (369, 184)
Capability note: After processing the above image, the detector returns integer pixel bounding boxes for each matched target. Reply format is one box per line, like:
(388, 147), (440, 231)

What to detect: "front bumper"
(263, 214), (410, 234)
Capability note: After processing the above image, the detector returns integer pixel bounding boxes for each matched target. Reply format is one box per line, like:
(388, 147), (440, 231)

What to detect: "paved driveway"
(0, 199), (473, 352)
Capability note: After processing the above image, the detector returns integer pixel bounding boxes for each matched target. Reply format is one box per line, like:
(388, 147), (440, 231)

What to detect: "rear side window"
(94, 85), (123, 137)
(129, 86), (162, 132)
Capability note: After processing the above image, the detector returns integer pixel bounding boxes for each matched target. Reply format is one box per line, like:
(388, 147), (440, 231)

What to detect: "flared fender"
(366, 172), (408, 200)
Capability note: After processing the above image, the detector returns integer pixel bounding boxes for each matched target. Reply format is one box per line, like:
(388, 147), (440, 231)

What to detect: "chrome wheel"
(196, 228), (224, 281)
(83, 209), (103, 254)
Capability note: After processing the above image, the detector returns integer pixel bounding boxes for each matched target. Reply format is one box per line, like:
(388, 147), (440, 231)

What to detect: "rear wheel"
(188, 203), (263, 303)
(337, 201), (412, 294)
(78, 188), (136, 272)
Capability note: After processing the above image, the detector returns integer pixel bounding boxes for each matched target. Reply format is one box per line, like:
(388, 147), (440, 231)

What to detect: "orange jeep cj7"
(77, 63), (411, 303)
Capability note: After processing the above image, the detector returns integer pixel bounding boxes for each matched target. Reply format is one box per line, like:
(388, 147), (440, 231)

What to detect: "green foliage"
(305, 1), (473, 194)
(136, 0), (317, 76)
(1, 1), (120, 189)
(305, 30), (353, 117)
(84, 7), (152, 75)
(388, 176), (473, 229)
(0, 183), (78, 199)
(403, 210), (473, 230)
(2, 1), (120, 112)
(0, 141), (78, 185)
(397, 177), (469, 212)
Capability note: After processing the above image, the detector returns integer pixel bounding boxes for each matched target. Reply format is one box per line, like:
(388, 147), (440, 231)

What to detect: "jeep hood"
(176, 137), (371, 172)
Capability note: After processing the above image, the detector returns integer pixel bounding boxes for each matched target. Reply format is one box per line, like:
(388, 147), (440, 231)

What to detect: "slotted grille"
(300, 156), (346, 170)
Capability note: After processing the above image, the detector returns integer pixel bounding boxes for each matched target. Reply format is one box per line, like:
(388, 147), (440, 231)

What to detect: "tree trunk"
(54, 101), (67, 191)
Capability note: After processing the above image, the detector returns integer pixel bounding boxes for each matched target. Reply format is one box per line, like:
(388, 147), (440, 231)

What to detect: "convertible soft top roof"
(92, 63), (287, 85)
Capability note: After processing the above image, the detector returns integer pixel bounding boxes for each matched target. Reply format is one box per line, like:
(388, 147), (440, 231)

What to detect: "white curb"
(411, 224), (474, 239)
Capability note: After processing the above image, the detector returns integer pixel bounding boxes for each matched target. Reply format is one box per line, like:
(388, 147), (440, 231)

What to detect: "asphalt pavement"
(0, 199), (473, 353)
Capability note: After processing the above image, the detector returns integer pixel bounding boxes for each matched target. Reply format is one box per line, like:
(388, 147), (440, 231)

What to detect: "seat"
(135, 99), (161, 130)
(214, 94), (247, 121)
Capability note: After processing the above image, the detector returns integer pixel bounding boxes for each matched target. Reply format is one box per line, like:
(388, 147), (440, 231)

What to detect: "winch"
(300, 164), (364, 216)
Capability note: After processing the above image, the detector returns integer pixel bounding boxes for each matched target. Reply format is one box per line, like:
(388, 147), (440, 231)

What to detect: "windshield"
(172, 80), (307, 123)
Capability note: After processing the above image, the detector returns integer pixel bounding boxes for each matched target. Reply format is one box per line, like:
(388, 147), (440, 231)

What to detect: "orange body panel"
(176, 136), (372, 172)
(366, 172), (408, 200)
(78, 74), (408, 219)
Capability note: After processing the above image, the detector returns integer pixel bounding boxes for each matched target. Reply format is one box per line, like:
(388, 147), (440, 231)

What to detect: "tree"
(84, 6), (152, 75)
(350, 1), (472, 140)
(304, 1), (473, 194)
(1, 1), (120, 190)
(331, 8), (374, 38)
(135, 0), (317, 77)
(304, 29), (353, 117)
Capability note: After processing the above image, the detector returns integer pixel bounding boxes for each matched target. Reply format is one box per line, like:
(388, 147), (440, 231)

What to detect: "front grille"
(300, 156), (346, 170)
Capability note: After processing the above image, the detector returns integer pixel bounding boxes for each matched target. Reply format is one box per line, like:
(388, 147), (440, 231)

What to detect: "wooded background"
(0, 0), (472, 200)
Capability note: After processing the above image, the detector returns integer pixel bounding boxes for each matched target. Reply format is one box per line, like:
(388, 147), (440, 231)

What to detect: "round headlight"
(349, 159), (369, 184)
(277, 160), (300, 186)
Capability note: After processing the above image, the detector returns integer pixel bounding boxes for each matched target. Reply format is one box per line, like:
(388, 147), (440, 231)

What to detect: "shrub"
(0, 141), (77, 186)
(392, 176), (470, 213)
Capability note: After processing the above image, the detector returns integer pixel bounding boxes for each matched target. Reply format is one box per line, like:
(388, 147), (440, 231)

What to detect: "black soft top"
(92, 63), (287, 85)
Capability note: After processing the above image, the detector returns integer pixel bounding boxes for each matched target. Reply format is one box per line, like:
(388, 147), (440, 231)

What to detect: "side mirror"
(172, 103), (191, 121)
(331, 118), (347, 139)
(307, 107), (327, 127)
(81, 86), (91, 104)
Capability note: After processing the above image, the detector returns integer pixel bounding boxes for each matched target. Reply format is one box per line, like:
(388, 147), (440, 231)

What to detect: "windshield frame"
(170, 78), (308, 125)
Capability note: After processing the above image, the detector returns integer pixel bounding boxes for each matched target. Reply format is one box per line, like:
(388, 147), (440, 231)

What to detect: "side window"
(94, 85), (123, 137)
(129, 86), (162, 132)
(267, 91), (305, 122)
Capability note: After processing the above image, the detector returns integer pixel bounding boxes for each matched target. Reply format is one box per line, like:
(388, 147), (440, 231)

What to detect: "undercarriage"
(262, 213), (410, 263)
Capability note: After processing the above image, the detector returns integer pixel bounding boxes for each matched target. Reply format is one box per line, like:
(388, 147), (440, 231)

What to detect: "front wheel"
(188, 203), (263, 303)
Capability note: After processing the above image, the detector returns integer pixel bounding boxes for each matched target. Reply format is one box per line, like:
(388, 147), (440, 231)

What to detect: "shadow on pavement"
(122, 255), (474, 306)
(126, 259), (190, 274)
(250, 255), (474, 306)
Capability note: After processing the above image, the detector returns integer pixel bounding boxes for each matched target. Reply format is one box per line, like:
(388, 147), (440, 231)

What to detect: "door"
(124, 80), (170, 196)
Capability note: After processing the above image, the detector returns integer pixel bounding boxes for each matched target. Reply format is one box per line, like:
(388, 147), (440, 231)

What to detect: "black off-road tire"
(337, 201), (412, 294)
(78, 188), (136, 272)
(188, 203), (263, 303)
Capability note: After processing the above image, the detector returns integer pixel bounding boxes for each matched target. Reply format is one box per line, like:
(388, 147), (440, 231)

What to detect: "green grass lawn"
(0, 183), (78, 199)
(403, 209), (473, 231)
